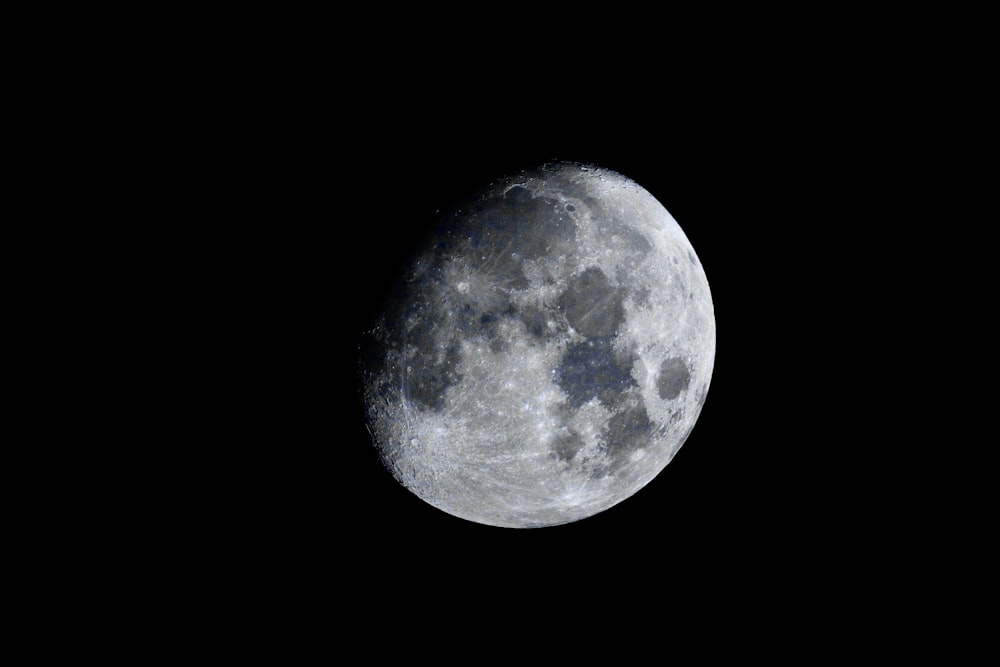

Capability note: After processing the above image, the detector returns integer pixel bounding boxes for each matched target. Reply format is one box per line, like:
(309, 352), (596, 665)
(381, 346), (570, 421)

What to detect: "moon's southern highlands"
(360, 162), (715, 528)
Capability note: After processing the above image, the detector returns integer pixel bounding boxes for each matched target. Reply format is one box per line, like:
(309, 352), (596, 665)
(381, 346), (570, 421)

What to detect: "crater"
(557, 266), (625, 337)
(657, 357), (691, 400)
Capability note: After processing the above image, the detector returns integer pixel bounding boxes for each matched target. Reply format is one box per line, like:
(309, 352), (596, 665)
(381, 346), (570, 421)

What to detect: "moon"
(360, 162), (715, 528)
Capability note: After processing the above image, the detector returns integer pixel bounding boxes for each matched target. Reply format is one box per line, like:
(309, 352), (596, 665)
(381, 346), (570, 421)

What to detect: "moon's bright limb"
(361, 162), (715, 528)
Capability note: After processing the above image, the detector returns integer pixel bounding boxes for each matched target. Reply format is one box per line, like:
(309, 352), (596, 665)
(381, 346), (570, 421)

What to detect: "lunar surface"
(360, 162), (715, 528)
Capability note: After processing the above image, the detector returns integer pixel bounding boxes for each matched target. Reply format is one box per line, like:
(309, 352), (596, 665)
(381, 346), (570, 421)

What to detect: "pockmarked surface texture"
(361, 162), (716, 528)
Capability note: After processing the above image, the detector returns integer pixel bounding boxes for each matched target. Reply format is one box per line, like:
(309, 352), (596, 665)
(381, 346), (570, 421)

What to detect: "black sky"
(139, 15), (966, 648)
(195, 53), (900, 618)
(249, 104), (841, 582)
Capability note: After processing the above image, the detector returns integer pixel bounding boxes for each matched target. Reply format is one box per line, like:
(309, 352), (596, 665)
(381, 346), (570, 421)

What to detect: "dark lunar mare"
(362, 172), (584, 416)
(556, 337), (637, 409)
(364, 268), (466, 413)
(550, 427), (586, 463)
(557, 267), (625, 338)
(445, 184), (579, 292)
(598, 402), (653, 477)
(657, 357), (691, 400)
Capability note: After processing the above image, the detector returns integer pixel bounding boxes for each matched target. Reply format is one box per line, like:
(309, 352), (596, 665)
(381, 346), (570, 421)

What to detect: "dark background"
(181, 36), (934, 632)
(230, 92), (860, 594)
(108, 10), (986, 653)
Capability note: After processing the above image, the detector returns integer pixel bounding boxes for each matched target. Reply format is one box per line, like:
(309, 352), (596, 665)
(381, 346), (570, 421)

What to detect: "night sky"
(198, 57), (885, 618)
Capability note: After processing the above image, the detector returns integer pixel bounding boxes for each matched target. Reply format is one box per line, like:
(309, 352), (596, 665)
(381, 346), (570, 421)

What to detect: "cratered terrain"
(360, 162), (715, 528)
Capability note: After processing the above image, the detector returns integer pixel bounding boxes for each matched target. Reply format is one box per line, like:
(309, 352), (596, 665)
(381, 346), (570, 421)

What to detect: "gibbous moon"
(360, 162), (715, 528)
